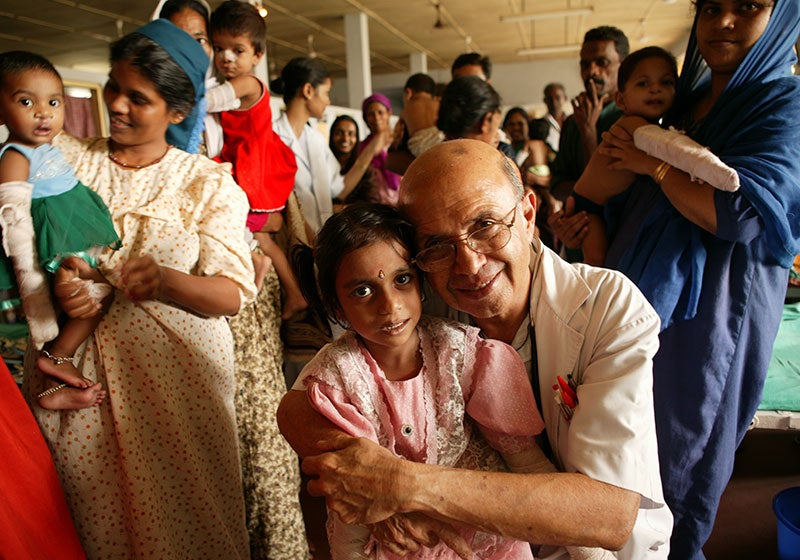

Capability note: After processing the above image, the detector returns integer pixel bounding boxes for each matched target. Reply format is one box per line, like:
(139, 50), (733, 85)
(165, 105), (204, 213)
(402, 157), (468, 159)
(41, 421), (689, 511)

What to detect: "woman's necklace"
(108, 143), (172, 169)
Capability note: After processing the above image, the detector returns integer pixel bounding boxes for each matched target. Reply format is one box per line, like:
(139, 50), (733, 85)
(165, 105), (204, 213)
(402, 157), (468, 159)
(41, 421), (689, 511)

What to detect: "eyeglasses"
(413, 205), (518, 273)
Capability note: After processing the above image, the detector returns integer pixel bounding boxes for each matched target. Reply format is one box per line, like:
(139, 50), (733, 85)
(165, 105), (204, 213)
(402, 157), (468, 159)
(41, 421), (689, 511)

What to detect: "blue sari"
(606, 2), (800, 558)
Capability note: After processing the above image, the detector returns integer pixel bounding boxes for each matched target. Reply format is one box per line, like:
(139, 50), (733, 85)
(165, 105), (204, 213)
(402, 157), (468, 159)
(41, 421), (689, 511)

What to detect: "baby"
(571, 46), (739, 265)
(400, 73), (444, 158)
(0, 51), (119, 409)
(207, 0), (306, 318)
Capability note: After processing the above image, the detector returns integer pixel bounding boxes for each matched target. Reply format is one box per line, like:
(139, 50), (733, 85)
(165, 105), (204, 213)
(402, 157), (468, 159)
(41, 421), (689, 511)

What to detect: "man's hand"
(370, 512), (474, 560)
(572, 80), (609, 159)
(302, 435), (407, 525)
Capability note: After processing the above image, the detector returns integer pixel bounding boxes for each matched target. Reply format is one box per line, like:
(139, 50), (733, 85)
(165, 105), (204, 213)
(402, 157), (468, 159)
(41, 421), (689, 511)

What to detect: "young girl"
(206, 0), (308, 319)
(292, 203), (608, 560)
(571, 46), (739, 265)
(0, 51), (119, 410)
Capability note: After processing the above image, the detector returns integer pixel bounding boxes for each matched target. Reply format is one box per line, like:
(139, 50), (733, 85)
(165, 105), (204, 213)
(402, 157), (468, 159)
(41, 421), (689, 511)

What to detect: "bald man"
(278, 140), (672, 560)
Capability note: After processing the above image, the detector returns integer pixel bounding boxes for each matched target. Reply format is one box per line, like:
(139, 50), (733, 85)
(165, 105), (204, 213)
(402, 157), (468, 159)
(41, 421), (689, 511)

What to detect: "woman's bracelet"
(653, 161), (672, 185)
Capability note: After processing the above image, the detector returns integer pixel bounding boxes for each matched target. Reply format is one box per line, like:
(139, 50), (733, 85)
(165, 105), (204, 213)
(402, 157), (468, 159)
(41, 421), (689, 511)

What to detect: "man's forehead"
(581, 40), (619, 61)
(407, 180), (513, 233)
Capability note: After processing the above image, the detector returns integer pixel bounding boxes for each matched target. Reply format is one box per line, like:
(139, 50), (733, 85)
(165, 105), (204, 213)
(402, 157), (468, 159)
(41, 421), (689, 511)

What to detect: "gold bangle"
(653, 161), (671, 185)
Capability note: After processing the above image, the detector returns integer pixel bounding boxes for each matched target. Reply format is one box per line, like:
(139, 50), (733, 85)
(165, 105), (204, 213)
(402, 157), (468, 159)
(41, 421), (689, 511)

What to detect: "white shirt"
(274, 112), (344, 232)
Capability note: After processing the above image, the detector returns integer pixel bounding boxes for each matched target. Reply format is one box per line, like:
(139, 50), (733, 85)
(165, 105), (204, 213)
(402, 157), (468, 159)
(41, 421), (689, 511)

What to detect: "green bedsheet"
(759, 302), (800, 411)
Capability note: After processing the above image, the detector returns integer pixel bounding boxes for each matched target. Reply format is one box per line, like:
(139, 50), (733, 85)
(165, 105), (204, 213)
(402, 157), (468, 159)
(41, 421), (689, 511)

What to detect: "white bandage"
(634, 125), (740, 192)
(206, 80), (241, 113)
(223, 49), (237, 63)
(407, 126), (445, 157)
(0, 181), (58, 348)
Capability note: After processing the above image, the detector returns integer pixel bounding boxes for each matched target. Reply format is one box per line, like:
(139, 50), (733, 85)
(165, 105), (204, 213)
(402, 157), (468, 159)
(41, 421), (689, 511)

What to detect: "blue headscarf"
(612, 0), (800, 329)
(136, 19), (208, 152)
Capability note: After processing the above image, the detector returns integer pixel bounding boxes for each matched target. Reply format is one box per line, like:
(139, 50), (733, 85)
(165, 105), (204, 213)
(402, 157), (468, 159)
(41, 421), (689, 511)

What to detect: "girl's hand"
(117, 255), (163, 302)
(373, 128), (394, 155)
(597, 127), (660, 177)
(54, 257), (102, 319)
(370, 513), (474, 560)
(548, 196), (589, 250)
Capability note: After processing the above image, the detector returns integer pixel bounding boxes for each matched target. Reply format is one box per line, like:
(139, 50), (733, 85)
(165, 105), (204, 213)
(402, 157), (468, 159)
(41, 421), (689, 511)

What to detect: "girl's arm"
(338, 132), (392, 200)
(598, 127), (717, 233)
(206, 74), (263, 112)
(0, 149), (30, 183)
(118, 255), (241, 317)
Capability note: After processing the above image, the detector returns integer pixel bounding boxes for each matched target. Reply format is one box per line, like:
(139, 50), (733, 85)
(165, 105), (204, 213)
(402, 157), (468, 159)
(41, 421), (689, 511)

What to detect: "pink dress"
(299, 316), (543, 560)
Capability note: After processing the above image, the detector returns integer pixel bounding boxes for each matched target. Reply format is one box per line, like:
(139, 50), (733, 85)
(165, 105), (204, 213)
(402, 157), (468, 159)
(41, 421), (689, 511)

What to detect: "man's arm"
(303, 435), (640, 551)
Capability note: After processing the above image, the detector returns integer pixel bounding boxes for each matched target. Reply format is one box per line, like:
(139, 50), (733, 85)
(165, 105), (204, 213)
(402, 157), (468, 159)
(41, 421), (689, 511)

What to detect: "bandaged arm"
(634, 124), (739, 192)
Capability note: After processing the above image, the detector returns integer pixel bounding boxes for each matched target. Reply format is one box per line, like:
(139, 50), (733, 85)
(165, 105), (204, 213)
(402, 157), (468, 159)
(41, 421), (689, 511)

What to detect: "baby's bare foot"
(38, 382), (106, 410)
(252, 252), (273, 292)
(38, 351), (92, 388)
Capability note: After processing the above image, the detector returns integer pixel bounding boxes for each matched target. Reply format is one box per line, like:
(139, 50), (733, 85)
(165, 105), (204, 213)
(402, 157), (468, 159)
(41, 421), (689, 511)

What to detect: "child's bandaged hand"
(69, 277), (112, 303)
(54, 257), (103, 319)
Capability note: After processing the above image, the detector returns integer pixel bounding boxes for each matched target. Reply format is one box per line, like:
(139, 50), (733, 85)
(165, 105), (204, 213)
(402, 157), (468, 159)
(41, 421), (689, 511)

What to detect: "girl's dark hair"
(109, 33), (195, 115)
(617, 46), (678, 91)
(329, 115), (360, 173)
(0, 51), (61, 88)
(292, 203), (417, 324)
(437, 75), (501, 139)
(502, 106), (529, 129)
(209, 0), (265, 55)
(270, 56), (330, 107)
(159, 0), (209, 23)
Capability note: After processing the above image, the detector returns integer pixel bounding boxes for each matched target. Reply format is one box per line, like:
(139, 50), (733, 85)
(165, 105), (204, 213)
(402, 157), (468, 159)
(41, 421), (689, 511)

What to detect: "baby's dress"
(300, 315), (543, 560)
(0, 142), (119, 298)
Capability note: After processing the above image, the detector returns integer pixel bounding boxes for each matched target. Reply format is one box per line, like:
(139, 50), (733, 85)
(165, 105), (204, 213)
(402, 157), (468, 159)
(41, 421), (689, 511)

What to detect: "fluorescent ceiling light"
(501, 8), (593, 24)
(517, 44), (582, 56)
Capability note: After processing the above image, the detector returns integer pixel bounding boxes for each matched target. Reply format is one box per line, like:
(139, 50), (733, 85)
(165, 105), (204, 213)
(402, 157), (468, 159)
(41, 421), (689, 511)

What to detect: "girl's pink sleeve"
(465, 338), (545, 454)
(307, 380), (380, 442)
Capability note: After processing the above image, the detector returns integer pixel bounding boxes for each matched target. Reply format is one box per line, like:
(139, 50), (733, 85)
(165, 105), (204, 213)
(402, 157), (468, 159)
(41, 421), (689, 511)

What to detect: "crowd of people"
(0, 0), (798, 559)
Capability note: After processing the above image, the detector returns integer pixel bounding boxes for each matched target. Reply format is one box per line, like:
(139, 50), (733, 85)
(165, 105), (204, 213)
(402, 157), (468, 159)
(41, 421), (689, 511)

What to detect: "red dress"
(0, 361), (85, 559)
(216, 81), (297, 221)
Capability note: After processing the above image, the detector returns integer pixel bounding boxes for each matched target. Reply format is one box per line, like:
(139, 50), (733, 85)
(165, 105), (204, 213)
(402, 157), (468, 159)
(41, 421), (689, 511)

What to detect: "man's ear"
(521, 188), (538, 238)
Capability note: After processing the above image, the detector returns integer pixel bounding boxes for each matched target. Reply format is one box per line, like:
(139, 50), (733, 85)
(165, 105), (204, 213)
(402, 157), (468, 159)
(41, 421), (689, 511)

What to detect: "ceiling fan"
(433, 2), (445, 29)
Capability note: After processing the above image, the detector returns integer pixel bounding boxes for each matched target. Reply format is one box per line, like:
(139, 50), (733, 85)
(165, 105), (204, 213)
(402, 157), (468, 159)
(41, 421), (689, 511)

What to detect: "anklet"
(36, 383), (68, 400)
(41, 349), (74, 365)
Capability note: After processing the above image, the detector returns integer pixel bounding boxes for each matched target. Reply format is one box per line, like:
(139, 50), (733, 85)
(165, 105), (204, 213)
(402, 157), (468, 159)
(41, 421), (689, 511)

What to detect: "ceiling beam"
(343, 0), (448, 68)
(265, 1), (405, 72)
